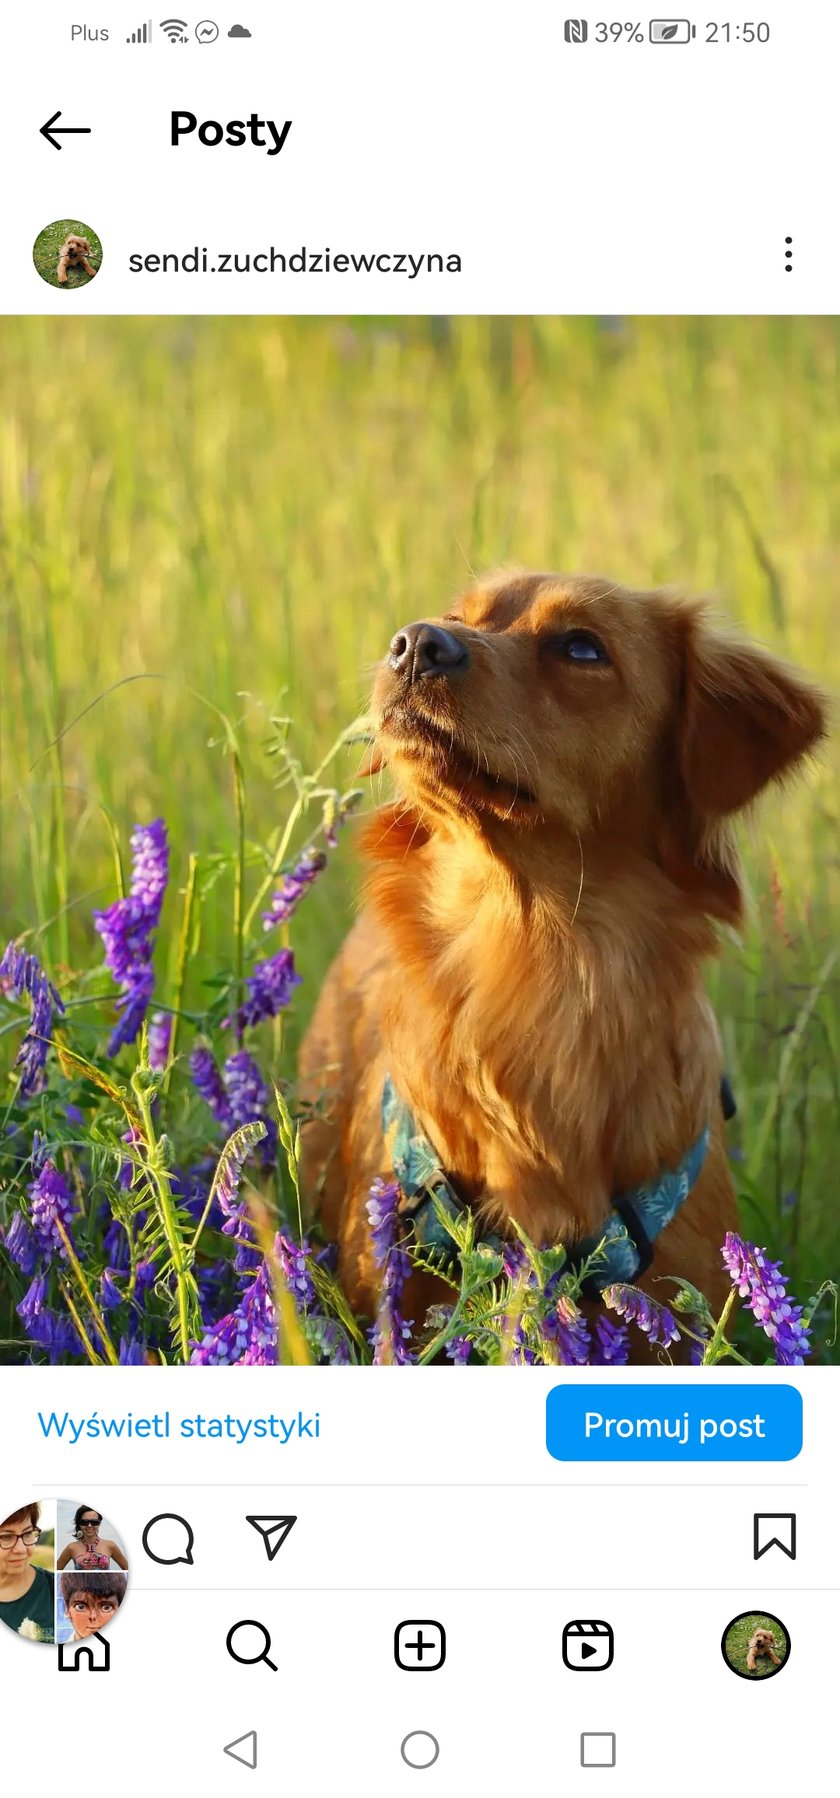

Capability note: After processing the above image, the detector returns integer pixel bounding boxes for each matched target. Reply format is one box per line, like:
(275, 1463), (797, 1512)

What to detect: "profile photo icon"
(721, 1610), (790, 1680)
(32, 218), (102, 290)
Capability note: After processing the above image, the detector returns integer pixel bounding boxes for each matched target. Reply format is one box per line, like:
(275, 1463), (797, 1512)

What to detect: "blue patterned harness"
(382, 1074), (713, 1297)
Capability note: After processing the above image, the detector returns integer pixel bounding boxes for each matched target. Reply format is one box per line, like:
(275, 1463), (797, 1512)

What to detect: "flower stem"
(164, 851), (197, 1092)
(55, 1220), (119, 1366)
(701, 1285), (739, 1366)
(132, 1074), (195, 1364)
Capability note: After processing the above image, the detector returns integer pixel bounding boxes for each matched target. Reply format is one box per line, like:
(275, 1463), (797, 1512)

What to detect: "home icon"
(58, 1631), (111, 1672)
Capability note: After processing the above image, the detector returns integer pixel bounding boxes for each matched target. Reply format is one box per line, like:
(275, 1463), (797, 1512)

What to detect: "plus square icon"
(394, 1620), (446, 1671)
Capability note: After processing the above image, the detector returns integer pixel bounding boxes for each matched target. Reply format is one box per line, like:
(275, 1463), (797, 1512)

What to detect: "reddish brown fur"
(299, 571), (827, 1343)
(56, 235), (97, 284)
(746, 1628), (782, 1670)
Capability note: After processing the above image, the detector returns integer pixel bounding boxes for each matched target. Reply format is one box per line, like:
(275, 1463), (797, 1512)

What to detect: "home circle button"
(400, 1731), (440, 1769)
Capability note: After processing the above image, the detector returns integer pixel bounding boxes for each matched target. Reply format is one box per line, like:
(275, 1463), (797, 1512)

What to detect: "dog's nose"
(388, 622), (469, 682)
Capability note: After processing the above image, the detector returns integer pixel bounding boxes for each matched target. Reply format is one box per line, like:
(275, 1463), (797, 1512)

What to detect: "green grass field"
(31, 221), (103, 290)
(0, 316), (838, 1352)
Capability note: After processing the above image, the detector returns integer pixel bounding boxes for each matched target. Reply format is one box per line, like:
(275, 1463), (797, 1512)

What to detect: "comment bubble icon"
(141, 1512), (195, 1566)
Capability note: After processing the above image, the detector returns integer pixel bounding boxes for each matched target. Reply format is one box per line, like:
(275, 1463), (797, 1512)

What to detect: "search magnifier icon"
(226, 1619), (278, 1671)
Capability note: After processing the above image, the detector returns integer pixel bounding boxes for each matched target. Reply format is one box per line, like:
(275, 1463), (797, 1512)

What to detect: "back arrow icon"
(40, 111), (92, 151)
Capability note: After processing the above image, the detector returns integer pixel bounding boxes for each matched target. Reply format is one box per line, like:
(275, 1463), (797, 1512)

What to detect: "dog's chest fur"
(371, 827), (722, 1244)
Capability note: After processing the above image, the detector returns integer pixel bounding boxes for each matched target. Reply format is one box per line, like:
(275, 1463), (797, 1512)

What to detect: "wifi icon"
(160, 17), (188, 41)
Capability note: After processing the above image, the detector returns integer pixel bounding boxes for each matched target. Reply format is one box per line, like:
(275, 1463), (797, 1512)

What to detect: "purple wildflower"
(16, 1275), (81, 1361)
(93, 819), (168, 1056)
(276, 1231), (318, 1308)
(214, 1118), (269, 1275)
(191, 1046), (276, 1159)
(592, 1314), (630, 1367)
(366, 1177), (414, 1365)
(545, 1295), (592, 1366)
(502, 1239), (530, 1281)
(100, 1269), (123, 1311)
(274, 1233), (352, 1364)
(224, 1051), (277, 1164)
(602, 1283), (681, 1350)
(190, 1044), (232, 1129)
(223, 1050), (272, 1134)
(0, 941), (65, 1098)
(118, 1336), (148, 1365)
(445, 1336), (471, 1365)
(190, 1259), (277, 1367)
(28, 1159), (76, 1262)
(226, 949), (302, 1033)
(4, 1209), (39, 1276)
(511, 1320), (539, 1366)
(135, 1260), (156, 1296)
(148, 1011), (172, 1072)
(129, 818), (169, 921)
(721, 1231), (811, 1366)
(262, 848), (327, 930)
(103, 1217), (130, 1272)
(17, 1273), (47, 1330)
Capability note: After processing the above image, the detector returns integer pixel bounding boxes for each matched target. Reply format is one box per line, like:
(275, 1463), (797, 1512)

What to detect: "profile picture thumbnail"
(58, 1570), (127, 1643)
(56, 1499), (129, 1573)
(32, 218), (102, 290)
(0, 1498), (55, 1644)
(721, 1610), (790, 1680)
(0, 1495), (129, 1649)
(55, 1498), (129, 1644)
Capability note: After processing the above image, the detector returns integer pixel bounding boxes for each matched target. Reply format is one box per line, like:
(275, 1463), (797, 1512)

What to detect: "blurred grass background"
(0, 316), (837, 1322)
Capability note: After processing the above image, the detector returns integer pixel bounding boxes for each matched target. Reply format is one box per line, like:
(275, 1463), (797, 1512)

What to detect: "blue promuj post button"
(545, 1384), (803, 1461)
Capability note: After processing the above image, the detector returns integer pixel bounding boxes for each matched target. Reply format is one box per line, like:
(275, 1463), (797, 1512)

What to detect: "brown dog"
(299, 571), (826, 1330)
(57, 235), (97, 284)
(746, 1628), (782, 1671)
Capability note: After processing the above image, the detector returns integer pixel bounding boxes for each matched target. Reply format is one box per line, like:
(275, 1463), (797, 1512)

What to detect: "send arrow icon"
(223, 1731), (257, 1770)
(246, 1514), (297, 1561)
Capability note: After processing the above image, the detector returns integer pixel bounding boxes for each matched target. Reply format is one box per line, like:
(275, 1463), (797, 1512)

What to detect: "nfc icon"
(564, 19), (589, 41)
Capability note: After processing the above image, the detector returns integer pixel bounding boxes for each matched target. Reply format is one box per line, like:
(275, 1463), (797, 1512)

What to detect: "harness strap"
(382, 1075), (714, 1296)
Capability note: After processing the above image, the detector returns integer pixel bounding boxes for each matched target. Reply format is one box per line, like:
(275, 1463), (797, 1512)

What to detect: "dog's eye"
(544, 630), (610, 665)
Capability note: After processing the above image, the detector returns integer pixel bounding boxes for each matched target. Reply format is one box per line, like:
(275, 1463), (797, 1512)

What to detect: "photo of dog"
(300, 572), (826, 1336)
(746, 1627), (782, 1670)
(0, 317), (837, 1368)
(56, 233), (97, 284)
(31, 217), (102, 289)
(722, 1610), (789, 1679)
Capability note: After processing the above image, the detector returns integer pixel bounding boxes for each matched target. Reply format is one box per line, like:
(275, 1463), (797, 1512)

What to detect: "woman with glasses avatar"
(0, 1502), (54, 1643)
(57, 1505), (128, 1571)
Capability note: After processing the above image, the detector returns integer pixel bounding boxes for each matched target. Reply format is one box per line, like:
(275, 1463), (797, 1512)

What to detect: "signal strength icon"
(127, 19), (152, 41)
(160, 17), (189, 40)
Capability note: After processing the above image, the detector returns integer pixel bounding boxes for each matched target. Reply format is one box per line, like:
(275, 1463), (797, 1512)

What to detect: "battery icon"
(649, 19), (694, 40)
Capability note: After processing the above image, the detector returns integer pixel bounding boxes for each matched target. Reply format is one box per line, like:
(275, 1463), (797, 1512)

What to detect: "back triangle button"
(223, 1730), (257, 1770)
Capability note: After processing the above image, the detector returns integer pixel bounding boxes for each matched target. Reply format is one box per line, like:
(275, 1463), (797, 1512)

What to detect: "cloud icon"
(228, 22), (251, 34)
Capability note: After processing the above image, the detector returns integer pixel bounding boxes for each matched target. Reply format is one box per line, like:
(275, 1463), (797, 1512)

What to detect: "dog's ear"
(658, 604), (827, 923)
(679, 610), (827, 815)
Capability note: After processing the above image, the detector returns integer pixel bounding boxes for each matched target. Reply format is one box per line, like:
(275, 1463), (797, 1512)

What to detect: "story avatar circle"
(0, 1496), (129, 1650)
(721, 1609), (790, 1680)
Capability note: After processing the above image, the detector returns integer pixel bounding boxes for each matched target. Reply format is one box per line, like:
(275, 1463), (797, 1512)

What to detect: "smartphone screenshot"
(1, 1), (836, 1785)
